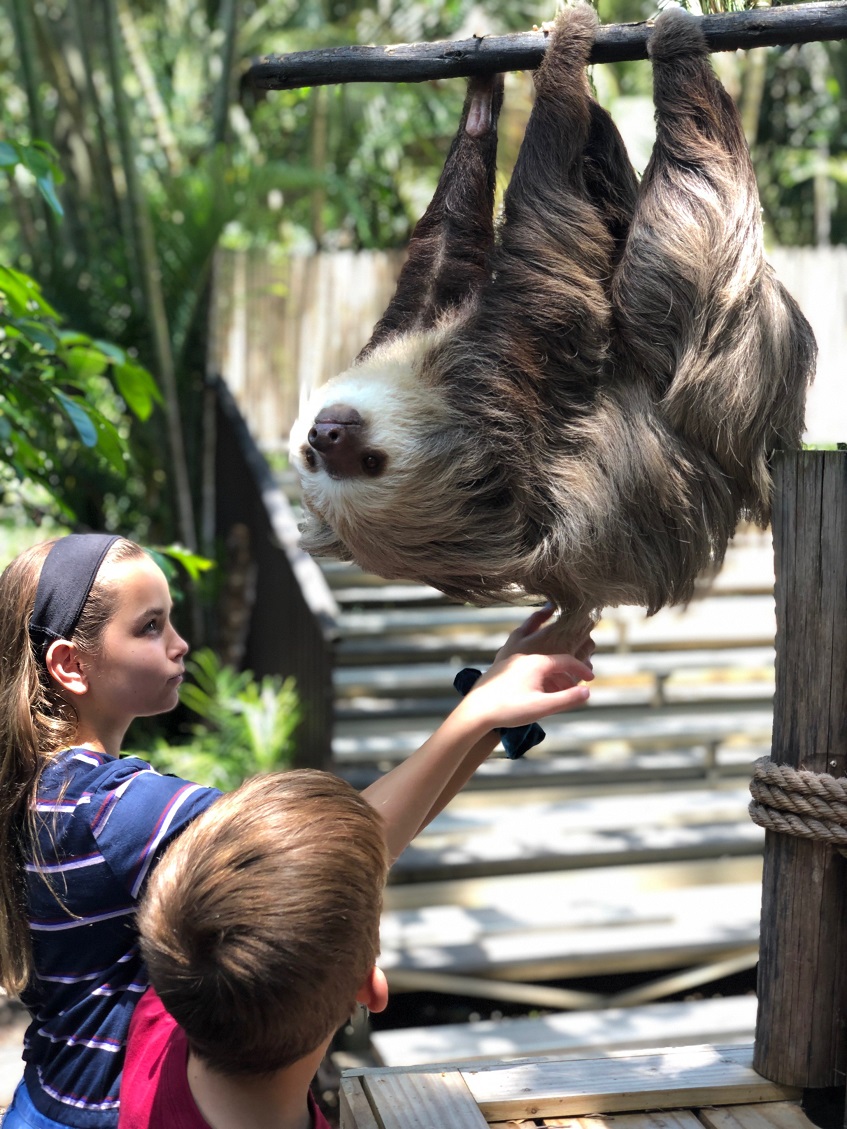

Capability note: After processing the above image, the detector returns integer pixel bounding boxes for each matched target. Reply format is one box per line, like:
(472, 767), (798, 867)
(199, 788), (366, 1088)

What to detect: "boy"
(119, 770), (390, 1129)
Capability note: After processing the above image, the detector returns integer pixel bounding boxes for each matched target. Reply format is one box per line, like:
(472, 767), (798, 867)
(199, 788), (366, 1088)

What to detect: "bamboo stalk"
(247, 1), (847, 91)
(103, 0), (198, 553)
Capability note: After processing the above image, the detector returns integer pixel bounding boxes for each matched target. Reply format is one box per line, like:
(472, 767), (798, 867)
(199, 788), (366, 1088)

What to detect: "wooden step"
(342, 1045), (801, 1127)
(335, 594), (775, 643)
(379, 869), (762, 983)
(370, 995), (759, 1067)
(390, 783), (762, 883)
(333, 700), (774, 764)
(339, 743), (768, 793)
(334, 647), (775, 698)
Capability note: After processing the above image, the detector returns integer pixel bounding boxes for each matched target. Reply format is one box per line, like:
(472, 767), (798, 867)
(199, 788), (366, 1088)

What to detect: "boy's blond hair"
(137, 769), (388, 1075)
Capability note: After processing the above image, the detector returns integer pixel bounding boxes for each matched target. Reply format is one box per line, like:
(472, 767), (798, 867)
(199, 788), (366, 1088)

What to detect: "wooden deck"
(340, 1044), (806, 1129)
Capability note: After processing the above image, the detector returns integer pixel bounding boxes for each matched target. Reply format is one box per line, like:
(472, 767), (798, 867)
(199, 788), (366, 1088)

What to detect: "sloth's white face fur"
(289, 329), (457, 544)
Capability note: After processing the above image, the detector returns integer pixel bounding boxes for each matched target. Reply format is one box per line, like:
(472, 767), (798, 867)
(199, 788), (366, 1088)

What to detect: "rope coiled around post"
(749, 756), (847, 856)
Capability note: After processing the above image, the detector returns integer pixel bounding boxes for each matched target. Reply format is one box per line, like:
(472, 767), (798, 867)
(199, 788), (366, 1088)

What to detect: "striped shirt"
(20, 748), (221, 1128)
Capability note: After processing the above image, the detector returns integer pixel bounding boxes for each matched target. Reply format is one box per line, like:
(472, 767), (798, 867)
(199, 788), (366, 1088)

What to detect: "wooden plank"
(333, 701), (774, 763)
(379, 884), (760, 982)
(371, 996), (758, 1068)
(391, 787), (762, 881)
(334, 595), (775, 644)
(339, 1076), (380, 1129)
(459, 1045), (800, 1123)
(489, 1118), (704, 1129)
(384, 854), (763, 913)
(339, 746), (764, 797)
(699, 1103), (817, 1129)
(334, 650), (775, 696)
(363, 1070), (489, 1129)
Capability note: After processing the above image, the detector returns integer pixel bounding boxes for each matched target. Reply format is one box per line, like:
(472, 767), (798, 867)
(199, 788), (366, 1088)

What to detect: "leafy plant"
(143, 648), (300, 790)
(0, 142), (160, 519)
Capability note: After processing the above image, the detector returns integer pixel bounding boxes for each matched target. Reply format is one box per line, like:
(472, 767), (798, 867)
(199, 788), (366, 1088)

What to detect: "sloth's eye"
(362, 453), (385, 476)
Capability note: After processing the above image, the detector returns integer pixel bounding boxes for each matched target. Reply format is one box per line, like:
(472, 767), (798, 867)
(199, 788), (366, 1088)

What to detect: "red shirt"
(119, 988), (332, 1129)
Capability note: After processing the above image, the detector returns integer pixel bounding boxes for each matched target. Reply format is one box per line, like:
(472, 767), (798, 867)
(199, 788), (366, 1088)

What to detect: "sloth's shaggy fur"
(290, 4), (816, 630)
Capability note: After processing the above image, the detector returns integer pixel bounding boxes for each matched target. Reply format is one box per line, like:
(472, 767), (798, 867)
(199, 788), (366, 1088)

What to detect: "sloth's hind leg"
(611, 7), (816, 515)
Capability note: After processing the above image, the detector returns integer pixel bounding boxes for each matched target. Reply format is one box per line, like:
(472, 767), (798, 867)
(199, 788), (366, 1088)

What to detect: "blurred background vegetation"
(1, 0), (845, 778)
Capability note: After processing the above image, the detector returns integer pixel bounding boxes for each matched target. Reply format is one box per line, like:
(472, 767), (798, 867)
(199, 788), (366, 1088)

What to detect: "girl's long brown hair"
(0, 537), (145, 994)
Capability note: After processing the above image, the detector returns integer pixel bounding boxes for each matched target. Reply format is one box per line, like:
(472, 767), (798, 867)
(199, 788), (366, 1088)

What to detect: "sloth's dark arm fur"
(359, 74), (504, 360)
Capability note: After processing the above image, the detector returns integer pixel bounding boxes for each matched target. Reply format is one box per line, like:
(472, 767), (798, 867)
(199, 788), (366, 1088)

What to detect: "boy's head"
(137, 769), (389, 1076)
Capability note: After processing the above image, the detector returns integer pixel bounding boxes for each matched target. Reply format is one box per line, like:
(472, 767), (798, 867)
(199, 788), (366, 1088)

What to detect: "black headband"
(29, 534), (120, 660)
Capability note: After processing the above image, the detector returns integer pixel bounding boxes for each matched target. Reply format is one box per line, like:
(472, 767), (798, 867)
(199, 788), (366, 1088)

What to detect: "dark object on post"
(754, 450), (847, 1089)
(247, 1), (847, 91)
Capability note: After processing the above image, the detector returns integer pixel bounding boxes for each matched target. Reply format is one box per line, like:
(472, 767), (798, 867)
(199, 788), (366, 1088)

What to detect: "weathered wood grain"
(363, 1070), (489, 1128)
(754, 451), (847, 1087)
(339, 1076), (380, 1129)
(462, 1044), (800, 1123)
(699, 1101), (818, 1129)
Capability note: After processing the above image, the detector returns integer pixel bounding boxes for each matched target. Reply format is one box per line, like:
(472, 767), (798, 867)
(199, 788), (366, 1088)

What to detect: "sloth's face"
(289, 333), (455, 535)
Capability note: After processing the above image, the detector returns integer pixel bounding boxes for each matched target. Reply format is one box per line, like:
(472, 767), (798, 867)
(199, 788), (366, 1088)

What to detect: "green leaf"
(88, 411), (128, 474)
(113, 360), (162, 420)
(36, 176), (64, 218)
(0, 142), (17, 168)
(92, 339), (126, 364)
(0, 267), (58, 319)
(154, 543), (215, 581)
(53, 391), (98, 448)
(15, 319), (60, 352)
(63, 345), (109, 380)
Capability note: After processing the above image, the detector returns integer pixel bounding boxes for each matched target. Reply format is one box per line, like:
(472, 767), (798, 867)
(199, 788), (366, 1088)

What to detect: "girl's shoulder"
(38, 746), (155, 799)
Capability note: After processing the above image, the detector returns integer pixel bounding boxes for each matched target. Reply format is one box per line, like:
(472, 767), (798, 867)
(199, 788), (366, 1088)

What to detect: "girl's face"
(80, 554), (188, 728)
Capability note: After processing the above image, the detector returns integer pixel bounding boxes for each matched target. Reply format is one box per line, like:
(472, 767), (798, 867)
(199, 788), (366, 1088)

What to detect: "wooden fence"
(210, 245), (847, 451)
(209, 248), (405, 451)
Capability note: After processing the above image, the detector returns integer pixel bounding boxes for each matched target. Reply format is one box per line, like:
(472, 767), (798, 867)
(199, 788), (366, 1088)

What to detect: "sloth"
(289, 4), (816, 634)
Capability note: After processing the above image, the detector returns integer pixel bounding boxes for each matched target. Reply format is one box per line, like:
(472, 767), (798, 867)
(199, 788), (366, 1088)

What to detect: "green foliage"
(143, 649), (300, 790)
(0, 143), (160, 519)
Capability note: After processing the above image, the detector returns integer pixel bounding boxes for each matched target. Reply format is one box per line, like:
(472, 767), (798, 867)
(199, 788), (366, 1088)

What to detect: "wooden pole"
(247, 1), (847, 90)
(754, 450), (847, 1088)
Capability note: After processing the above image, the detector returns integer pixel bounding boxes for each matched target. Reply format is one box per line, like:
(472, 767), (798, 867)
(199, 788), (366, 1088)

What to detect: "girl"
(0, 533), (594, 1128)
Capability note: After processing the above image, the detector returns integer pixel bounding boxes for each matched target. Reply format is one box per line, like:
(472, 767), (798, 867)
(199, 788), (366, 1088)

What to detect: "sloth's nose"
(308, 420), (355, 452)
(308, 404), (363, 455)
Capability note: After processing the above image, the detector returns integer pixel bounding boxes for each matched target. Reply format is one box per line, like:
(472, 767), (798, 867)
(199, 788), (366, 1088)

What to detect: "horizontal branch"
(247, 1), (847, 90)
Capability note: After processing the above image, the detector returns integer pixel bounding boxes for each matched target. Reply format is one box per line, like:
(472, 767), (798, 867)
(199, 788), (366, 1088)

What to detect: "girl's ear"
(355, 966), (389, 1015)
(45, 640), (89, 697)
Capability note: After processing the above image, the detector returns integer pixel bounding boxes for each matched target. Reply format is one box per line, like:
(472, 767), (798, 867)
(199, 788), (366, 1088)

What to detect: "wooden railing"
(211, 375), (338, 770)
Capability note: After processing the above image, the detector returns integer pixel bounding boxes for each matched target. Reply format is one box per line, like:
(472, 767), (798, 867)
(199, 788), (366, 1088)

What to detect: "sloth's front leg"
(358, 72), (504, 359)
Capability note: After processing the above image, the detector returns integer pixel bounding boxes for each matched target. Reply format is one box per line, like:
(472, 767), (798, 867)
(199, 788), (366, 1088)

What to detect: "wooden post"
(754, 450), (847, 1088)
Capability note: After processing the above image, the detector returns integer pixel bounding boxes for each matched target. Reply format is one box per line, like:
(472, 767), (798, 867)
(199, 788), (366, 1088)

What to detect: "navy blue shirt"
(20, 748), (220, 1128)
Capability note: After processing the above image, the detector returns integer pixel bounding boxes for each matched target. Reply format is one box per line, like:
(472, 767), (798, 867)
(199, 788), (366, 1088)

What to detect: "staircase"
(308, 521), (775, 1067)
